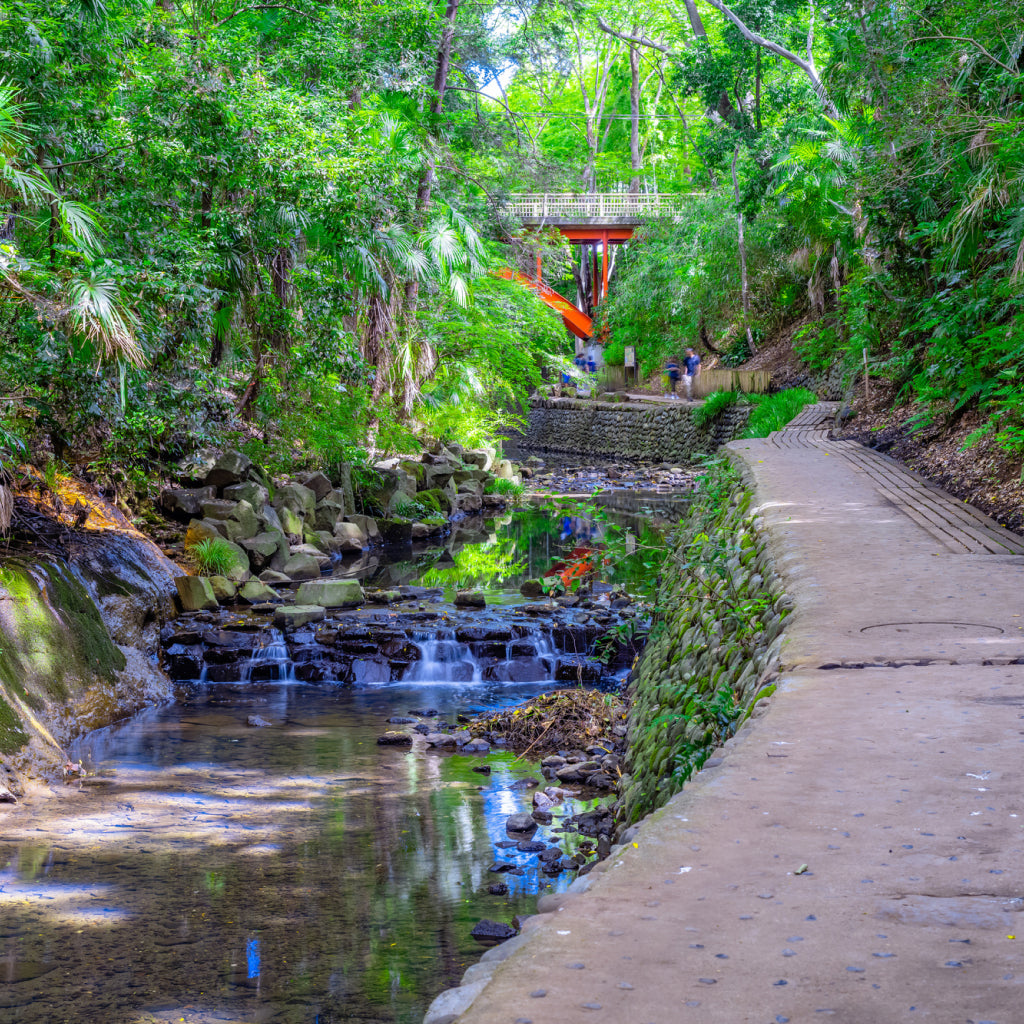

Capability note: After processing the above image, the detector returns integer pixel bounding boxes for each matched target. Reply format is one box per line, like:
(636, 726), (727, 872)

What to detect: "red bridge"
(502, 193), (698, 340)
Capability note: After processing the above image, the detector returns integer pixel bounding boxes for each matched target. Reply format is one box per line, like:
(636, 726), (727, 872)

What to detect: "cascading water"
(404, 632), (482, 684)
(243, 629), (294, 684)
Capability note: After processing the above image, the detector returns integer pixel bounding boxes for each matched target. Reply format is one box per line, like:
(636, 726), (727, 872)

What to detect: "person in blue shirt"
(665, 355), (681, 399)
(682, 347), (701, 400)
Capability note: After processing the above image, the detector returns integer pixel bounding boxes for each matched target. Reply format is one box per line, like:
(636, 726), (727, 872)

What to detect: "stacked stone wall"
(520, 398), (751, 461)
(617, 459), (789, 824)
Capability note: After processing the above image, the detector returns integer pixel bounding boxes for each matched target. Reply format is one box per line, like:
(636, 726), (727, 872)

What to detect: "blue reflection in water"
(247, 936), (260, 980)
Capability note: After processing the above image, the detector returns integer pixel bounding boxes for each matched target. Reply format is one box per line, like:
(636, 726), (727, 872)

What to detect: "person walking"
(665, 355), (681, 399)
(682, 346), (701, 401)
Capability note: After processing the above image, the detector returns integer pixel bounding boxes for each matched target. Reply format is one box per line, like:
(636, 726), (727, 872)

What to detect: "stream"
(0, 463), (691, 1024)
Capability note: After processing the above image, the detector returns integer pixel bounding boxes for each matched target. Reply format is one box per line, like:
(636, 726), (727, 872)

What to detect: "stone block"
(175, 576), (218, 612)
(278, 505), (304, 538)
(296, 471), (332, 502)
(238, 580), (280, 604)
(223, 481), (268, 507)
(345, 514), (380, 542)
(208, 575), (237, 602)
(280, 553), (321, 581)
(294, 578), (364, 608)
(273, 604), (326, 629)
(184, 518), (224, 547)
(273, 482), (316, 518)
(333, 521), (367, 551)
(159, 486), (216, 519)
(223, 499), (260, 542)
(239, 530), (288, 571)
(205, 450), (252, 489)
(463, 447), (495, 471)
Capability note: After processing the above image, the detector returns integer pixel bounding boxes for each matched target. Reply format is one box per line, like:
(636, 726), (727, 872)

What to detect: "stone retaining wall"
(616, 457), (789, 823)
(519, 398), (751, 462)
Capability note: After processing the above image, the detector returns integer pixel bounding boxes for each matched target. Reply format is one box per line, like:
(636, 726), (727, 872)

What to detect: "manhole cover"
(860, 621), (1004, 638)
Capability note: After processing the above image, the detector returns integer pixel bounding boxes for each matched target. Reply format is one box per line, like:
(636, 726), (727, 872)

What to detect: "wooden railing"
(507, 193), (701, 220)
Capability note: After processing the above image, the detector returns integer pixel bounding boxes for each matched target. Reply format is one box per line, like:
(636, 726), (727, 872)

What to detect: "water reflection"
(0, 681), (596, 1023)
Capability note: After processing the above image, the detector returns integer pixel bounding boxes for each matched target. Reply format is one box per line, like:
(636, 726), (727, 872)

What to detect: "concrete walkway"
(430, 405), (1024, 1024)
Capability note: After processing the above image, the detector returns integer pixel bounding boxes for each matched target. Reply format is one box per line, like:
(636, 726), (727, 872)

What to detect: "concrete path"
(431, 405), (1024, 1024)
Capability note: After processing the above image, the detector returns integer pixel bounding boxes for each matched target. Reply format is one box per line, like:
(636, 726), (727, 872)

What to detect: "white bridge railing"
(507, 193), (701, 220)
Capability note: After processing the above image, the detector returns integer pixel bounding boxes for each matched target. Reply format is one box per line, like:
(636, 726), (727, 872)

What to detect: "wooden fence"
(597, 366), (770, 397)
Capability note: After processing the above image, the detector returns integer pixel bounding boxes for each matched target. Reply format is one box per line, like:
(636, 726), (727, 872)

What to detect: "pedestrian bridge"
(506, 192), (700, 226)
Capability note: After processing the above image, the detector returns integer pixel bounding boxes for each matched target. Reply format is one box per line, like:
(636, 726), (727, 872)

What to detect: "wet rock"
(538, 847), (562, 864)
(347, 659), (391, 684)
(555, 658), (602, 684)
(273, 605), (326, 629)
(470, 919), (517, 945)
(541, 754), (566, 768)
(295, 578), (364, 608)
(388, 716), (418, 724)
(519, 578), (545, 599)
(487, 862), (518, 873)
(238, 581), (280, 604)
(516, 840), (546, 853)
(367, 589), (401, 604)
(472, 765), (492, 775)
(521, 602), (557, 615)
(247, 715), (272, 728)
(462, 739), (490, 754)
(585, 772), (616, 790)
(555, 764), (588, 784)
(508, 778), (539, 791)
(410, 706), (440, 716)
(165, 648), (203, 680)
(532, 808), (553, 825)
(454, 590), (486, 608)
(484, 658), (548, 683)
(505, 813), (538, 835)
(413, 723), (431, 735)
(175, 576), (218, 612)
(376, 731), (413, 746)
(487, 883), (509, 896)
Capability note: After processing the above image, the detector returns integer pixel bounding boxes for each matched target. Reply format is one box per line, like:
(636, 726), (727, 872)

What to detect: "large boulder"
(463, 447), (495, 472)
(208, 575), (237, 602)
(296, 471), (332, 502)
(223, 481), (268, 507)
(370, 468), (417, 509)
(217, 540), (253, 582)
(199, 499), (237, 521)
(158, 486), (216, 519)
(273, 605), (326, 629)
(277, 504), (304, 539)
(205, 450), (252, 489)
(238, 580), (280, 604)
(333, 521), (367, 551)
(314, 492), (347, 532)
(423, 463), (455, 490)
(273, 482), (316, 519)
(294, 579), (364, 608)
(222, 499), (260, 542)
(345, 514), (380, 543)
(239, 530), (288, 571)
(184, 518), (225, 547)
(259, 504), (284, 534)
(494, 459), (516, 480)
(280, 552), (321, 580)
(175, 576), (218, 612)
(455, 493), (482, 514)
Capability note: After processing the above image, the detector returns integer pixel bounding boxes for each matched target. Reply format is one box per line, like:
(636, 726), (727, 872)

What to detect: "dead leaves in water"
(471, 689), (628, 757)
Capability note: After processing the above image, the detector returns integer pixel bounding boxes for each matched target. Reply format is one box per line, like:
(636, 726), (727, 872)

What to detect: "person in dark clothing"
(682, 347), (701, 400)
(665, 355), (681, 399)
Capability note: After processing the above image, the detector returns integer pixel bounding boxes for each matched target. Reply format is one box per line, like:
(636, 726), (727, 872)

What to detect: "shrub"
(741, 388), (818, 438)
(186, 537), (237, 576)
(691, 390), (743, 427)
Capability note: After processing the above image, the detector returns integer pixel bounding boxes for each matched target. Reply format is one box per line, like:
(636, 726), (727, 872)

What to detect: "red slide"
(496, 268), (593, 340)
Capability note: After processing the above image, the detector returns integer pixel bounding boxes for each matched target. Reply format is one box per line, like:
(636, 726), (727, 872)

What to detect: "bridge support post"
(536, 253), (542, 286)
(601, 229), (609, 305)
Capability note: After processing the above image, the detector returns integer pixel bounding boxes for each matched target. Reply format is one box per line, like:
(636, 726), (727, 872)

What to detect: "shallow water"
(0, 679), (599, 1023)
(0, 486), (652, 1023)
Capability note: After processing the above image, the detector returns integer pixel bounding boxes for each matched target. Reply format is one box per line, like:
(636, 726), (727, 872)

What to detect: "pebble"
(582, 1003), (602, 1011)
(617, 982), (634, 990)
(529, 990), (547, 998)
(698, 977), (716, 985)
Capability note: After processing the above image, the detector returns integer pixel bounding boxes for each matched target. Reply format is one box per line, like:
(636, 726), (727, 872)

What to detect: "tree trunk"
(682, 0), (707, 38)
(628, 45), (641, 193)
(732, 146), (756, 355)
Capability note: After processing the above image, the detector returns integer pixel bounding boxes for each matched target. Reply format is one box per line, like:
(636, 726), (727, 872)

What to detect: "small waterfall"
(243, 629), (295, 684)
(404, 632), (482, 684)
